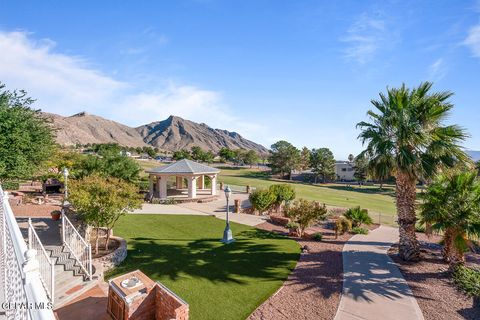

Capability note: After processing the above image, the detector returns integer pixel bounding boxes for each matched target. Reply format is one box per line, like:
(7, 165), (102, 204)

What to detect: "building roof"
(147, 159), (220, 175)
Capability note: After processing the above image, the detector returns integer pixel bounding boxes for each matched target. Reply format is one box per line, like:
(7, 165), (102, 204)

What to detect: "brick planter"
(93, 236), (127, 273)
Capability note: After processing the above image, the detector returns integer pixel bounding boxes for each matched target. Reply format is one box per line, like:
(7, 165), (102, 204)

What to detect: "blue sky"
(1, 0), (479, 159)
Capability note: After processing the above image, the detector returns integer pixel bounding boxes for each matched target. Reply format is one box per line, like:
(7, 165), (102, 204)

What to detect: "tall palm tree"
(420, 171), (480, 268)
(357, 82), (469, 261)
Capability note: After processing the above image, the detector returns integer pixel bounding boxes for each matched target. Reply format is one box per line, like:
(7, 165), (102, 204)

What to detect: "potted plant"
(51, 210), (61, 221)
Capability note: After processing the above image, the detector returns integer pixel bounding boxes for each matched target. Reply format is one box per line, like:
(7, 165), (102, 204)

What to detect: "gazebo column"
(210, 174), (217, 195)
(188, 176), (198, 198)
(148, 175), (154, 196)
(197, 175), (205, 190)
(158, 176), (168, 200)
(176, 176), (183, 189)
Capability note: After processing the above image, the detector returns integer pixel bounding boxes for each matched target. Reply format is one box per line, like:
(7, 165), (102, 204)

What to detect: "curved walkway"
(335, 226), (424, 320)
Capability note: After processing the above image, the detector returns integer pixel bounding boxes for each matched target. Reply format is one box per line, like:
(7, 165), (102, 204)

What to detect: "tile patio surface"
(335, 226), (424, 320)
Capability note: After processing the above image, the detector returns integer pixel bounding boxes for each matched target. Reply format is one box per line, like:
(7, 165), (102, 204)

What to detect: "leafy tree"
(172, 149), (191, 160)
(299, 147), (311, 171)
(219, 147), (236, 162)
(353, 154), (369, 186)
(269, 140), (300, 180)
(344, 206), (373, 227)
(420, 171), (480, 268)
(357, 82), (469, 261)
(243, 150), (259, 168)
(310, 148), (335, 183)
(0, 83), (56, 183)
(191, 146), (205, 161)
(69, 175), (143, 254)
(268, 184), (296, 212)
(249, 189), (276, 215)
(77, 152), (141, 182)
(286, 199), (327, 237)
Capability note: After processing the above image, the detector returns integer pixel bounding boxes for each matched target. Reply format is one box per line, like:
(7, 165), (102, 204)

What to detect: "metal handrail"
(28, 218), (55, 304)
(61, 214), (92, 280)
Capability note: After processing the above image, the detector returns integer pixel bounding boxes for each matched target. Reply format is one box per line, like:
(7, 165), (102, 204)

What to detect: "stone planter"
(270, 215), (290, 226)
(93, 236), (127, 273)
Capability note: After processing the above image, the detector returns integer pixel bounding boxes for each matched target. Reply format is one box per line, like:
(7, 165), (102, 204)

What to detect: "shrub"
(286, 199), (328, 237)
(328, 207), (346, 218)
(352, 226), (369, 235)
(249, 189), (276, 215)
(285, 221), (299, 230)
(453, 265), (480, 297)
(312, 232), (323, 241)
(344, 206), (373, 227)
(268, 184), (296, 212)
(1, 181), (20, 190)
(335, 217), (352, 237)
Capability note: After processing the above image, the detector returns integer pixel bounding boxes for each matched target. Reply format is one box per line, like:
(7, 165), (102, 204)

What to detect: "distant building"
(335, 161), (355, 181)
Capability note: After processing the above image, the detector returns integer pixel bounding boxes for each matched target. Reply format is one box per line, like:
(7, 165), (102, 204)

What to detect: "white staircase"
(44, 245), (97, 308)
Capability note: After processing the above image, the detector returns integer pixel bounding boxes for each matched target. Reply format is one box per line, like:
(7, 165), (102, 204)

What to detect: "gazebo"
(147, 159), (221, 200)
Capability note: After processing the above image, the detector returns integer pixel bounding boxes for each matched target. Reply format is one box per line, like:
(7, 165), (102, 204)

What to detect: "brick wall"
(155, 283), (189, 320)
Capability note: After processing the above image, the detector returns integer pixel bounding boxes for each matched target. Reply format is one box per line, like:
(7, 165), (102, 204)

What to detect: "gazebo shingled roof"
(147, 159), (220, 175)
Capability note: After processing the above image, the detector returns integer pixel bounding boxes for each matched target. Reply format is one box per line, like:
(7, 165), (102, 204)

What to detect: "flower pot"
(51, 210), (61, 221)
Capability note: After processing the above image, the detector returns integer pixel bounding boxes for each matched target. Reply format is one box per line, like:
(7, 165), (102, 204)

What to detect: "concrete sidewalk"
(335, 226), (424, 320)
(130, 192), (266, 227)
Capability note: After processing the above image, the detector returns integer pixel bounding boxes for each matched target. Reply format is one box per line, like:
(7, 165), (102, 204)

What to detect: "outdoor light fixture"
(63, 167), (70, 206)
(221, 185), (234, 244)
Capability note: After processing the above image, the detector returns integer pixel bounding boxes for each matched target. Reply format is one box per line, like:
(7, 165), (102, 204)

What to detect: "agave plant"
(420, 171), (480, 268)
(357, 82), (469, 261)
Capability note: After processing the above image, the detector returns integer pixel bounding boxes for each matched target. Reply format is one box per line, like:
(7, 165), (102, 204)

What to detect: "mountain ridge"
(44, 112), (268, 154)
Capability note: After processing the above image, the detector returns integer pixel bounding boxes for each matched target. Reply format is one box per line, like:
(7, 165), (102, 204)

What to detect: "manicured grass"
(218, 167), (397, 216)
(107, 214), (300, 320)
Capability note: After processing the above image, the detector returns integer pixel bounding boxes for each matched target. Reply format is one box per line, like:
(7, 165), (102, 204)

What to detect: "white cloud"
(428, 58), (447, 81)
(464, 24), (480, 57)
(341, 13), (387, 64)
(0, 30), (267, 141)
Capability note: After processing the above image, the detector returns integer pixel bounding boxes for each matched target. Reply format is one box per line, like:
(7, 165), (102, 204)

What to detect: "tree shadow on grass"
(109, 233), (300, 285)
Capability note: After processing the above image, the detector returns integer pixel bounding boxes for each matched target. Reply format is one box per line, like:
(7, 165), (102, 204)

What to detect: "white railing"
(61, 214), (92, 280)
(0, 186), (55, 320)
(27, 219), (54, 304)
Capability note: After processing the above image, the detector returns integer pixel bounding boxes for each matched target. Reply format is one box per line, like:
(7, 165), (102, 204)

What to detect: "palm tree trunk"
(396, 171), (420, 261)
(444, 228), (465, 269)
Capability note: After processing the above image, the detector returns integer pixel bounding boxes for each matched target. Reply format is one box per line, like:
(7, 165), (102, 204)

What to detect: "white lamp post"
(63, 168), (69, 205)
(221, 186), (234, 244)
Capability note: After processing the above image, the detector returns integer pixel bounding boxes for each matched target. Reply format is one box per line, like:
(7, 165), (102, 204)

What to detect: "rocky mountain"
(136, 116), (269, 153)
(45, 112), (148, 147)
(45, 112), (268, 154)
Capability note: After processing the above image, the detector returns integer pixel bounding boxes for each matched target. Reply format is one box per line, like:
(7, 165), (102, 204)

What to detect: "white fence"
(61, 214), (92, 280)
(28, 219), (55, 304)
(0, 186), (55, 320)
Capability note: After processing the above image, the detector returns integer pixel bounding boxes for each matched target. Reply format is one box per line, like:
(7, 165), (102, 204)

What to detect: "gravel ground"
(389, 233), (480, 320)
(247, 221), (354, 320)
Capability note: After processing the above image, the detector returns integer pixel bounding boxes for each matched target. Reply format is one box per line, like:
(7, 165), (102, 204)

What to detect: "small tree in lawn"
(286, 199), (328, 237)
(69, 175), (143, 254)
(249, 189), (276, 215)
(268, 184), (296, 213)
(344, 206), (373, 227)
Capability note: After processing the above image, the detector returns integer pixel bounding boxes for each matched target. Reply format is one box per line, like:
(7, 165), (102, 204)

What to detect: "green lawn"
(218, 167), (397, 218)
(107, 214), (300, 320)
